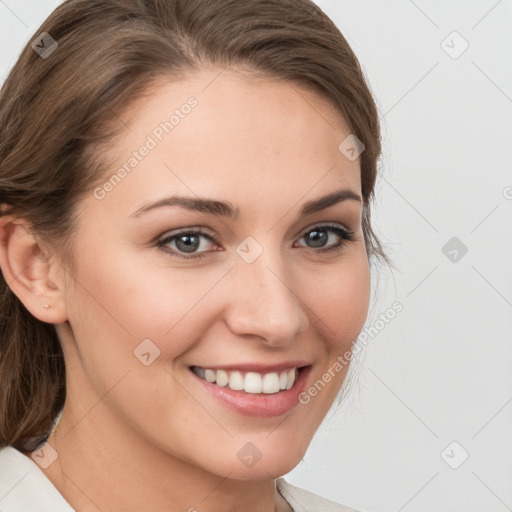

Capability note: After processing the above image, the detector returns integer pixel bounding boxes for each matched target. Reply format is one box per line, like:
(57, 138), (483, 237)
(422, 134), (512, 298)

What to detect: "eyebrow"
(129, 188), (362, 219)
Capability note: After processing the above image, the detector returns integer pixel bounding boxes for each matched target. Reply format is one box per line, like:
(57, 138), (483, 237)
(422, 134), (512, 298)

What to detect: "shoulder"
(0, 445), (74, 511)
(276, 478), (362, 512)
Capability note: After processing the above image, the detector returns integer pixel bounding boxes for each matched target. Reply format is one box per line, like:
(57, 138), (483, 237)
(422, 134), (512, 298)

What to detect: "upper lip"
(190, 361), (311, 373)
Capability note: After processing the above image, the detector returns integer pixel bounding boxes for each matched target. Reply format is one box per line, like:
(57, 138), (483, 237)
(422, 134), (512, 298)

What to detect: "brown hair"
(0, 0), (387, 450)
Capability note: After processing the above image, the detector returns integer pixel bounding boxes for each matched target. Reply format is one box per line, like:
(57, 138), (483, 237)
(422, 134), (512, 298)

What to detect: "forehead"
(89, 67), (361, 220)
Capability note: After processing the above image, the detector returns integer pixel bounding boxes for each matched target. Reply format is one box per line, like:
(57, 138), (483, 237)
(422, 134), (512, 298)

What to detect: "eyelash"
(156, 224), (355, 260)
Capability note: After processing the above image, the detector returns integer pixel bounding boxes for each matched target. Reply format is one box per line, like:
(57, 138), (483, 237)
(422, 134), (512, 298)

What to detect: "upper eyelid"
(159, 222), (349, 236)
(158, 222), (352, 247)
(158, 226), (219, 243)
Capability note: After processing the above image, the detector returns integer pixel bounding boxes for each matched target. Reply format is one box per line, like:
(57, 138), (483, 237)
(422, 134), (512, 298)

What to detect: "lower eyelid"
(158, 232), (217, 250)
(157, 225), (354, 258)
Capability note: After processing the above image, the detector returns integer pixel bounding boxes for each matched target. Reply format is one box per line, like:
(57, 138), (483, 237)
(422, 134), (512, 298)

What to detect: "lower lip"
(189, 367), (311, 418)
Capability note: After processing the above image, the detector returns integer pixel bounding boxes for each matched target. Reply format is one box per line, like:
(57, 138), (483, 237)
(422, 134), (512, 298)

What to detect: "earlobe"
(0, 214), (68, 324)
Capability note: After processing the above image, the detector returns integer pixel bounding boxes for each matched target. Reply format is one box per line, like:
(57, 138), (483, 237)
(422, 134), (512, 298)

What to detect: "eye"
(156, 223), (355, 260)
(294, 224), (355, 254)
(156, 227), (219, 260)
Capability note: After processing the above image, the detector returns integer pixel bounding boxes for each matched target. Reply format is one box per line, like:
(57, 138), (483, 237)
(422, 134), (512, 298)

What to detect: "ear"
(0, 213), (69, 324)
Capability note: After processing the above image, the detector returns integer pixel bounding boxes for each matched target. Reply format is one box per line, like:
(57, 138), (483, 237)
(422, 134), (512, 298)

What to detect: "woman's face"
(56, 67), (370, 479)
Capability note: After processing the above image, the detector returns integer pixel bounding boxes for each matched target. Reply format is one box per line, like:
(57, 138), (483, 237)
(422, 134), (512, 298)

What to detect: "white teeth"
(228, 371), (244, 391)
(244, 372), (262, 393)
(286, 369), (295, 390)
(216, 369), (229, 387)
(193, 367), (299, 394)
(205, 369), (216, 383)
(262, 372), (280, 394)
(279, 371), (288, 390)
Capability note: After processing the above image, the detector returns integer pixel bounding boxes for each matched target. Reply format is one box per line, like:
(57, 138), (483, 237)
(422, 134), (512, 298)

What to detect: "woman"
(0, 0), (387, 510)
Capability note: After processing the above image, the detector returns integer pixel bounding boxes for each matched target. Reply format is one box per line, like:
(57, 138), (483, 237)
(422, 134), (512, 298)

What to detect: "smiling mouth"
(190, 366), (304, 394)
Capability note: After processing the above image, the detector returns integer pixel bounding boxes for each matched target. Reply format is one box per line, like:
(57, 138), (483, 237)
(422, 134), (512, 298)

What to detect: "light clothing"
(276, 476), (361, 511)
(0, 445), (360, 511)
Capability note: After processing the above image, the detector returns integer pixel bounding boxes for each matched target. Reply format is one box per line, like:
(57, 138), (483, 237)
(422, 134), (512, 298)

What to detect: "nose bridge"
(224, 244), (309, 343)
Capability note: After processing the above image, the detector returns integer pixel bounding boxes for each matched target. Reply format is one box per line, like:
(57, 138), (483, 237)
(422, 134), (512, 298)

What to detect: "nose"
(223, 248), (309, 346)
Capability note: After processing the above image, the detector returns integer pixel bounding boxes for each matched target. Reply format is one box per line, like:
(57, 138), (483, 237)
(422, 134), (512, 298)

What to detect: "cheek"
(63, 245), (230, 376)
(304, 253), (371, 352)
(291, 257), (369, 429)
(65, 242), (369, 385)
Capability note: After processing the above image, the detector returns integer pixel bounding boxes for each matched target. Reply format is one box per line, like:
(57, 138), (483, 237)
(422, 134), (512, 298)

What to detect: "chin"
(207, 436), (310, 481)
(222, 458), (304, 482)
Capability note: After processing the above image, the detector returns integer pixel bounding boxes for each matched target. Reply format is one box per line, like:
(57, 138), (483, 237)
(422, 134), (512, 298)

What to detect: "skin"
(0, 67), (370, 511)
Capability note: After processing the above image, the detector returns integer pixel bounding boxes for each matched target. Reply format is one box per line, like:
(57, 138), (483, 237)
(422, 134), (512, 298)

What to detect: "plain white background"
(1, 1), (511, 511)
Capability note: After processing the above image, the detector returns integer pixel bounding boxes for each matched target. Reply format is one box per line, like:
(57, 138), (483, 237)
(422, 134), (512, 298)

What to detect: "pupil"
(173, 230), (329, 253)
(177, 234), (199, 253)
(307, 230), (327, 247)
